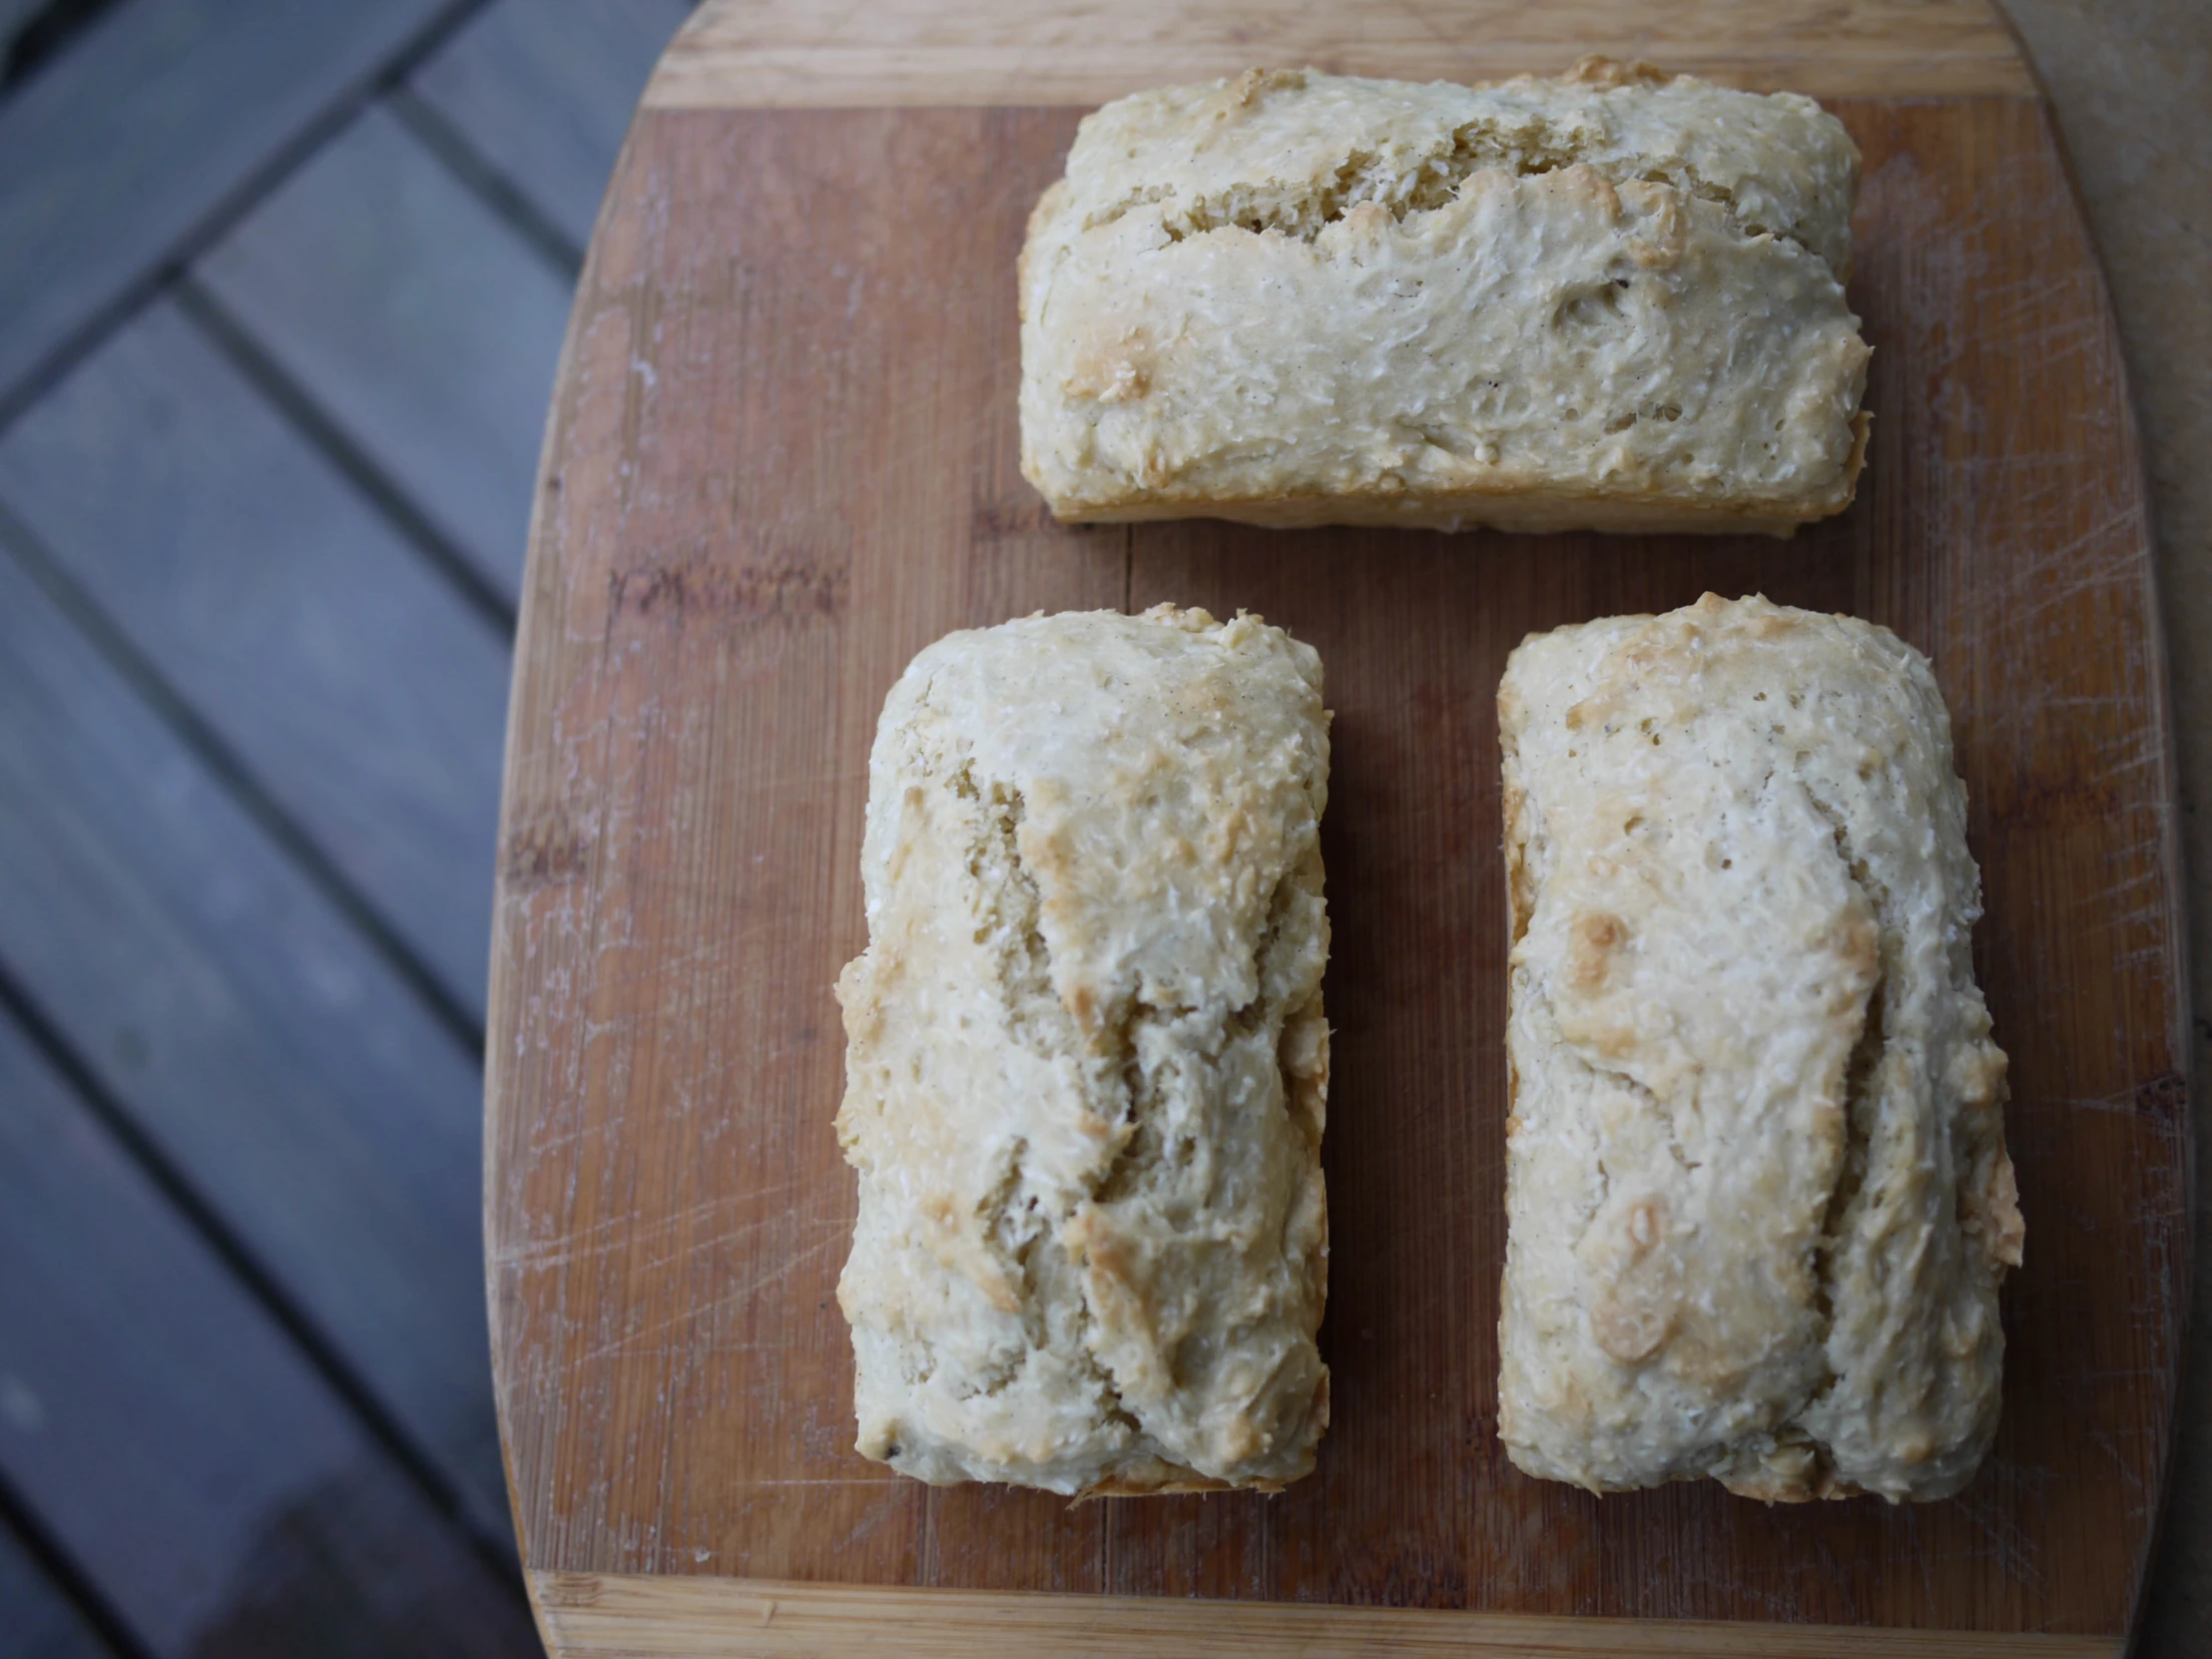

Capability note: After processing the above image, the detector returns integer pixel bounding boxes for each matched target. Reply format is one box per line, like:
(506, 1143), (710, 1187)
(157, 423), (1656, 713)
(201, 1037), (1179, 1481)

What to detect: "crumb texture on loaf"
(1496, 593), (2019, 1502)
(1019, 60), (1870, 535)
(834, 605), (1332, 1494)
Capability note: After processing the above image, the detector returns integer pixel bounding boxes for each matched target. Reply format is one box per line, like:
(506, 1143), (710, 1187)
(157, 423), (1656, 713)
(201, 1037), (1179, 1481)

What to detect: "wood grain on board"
(527, 1574), (2121, 1659)
(488, 1), (2188, 1651)
(645, 0), (2038, 107)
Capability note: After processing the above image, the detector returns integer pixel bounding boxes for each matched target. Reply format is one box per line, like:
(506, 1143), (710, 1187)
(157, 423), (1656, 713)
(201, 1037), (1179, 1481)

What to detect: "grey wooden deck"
(0, 1), (690, 1650)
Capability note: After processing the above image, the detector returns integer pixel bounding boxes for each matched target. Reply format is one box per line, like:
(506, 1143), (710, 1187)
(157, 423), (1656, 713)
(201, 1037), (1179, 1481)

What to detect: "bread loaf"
(1496, 594), (2020, 1501)
(834, 605), (1332, 1493)
(1019, 59), (1870, 535)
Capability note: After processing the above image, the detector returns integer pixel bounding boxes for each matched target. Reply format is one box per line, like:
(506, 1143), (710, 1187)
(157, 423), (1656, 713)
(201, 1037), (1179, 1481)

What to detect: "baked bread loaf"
(834, 605), (1332, 1493)
(1496, 594), (2020, 1501)
(1019, 59), (1869, 536)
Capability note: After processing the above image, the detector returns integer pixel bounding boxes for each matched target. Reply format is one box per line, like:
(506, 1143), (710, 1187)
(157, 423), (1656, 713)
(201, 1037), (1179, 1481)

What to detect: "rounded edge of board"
(529, 1572), (2124, 1659)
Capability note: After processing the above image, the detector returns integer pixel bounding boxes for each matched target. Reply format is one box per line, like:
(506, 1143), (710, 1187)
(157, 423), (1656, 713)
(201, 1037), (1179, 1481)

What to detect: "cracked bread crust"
(1496, 594), (2021, 1502)
(1018, 59), (1869, 535)
(834, 605), (1332, 1494)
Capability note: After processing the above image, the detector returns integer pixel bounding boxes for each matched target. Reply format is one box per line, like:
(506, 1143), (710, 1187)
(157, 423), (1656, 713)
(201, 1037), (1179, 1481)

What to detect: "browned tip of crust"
(1018, 179), (1068, 279)
(1218, 66), (1308, 110)
(1564, 910), (1626, 991)
(1566, 55), (1670, 89)
(1720, 1469), (1864, 1504)
(1590, 1294), (1673, 1365)
(1077, 1471), (1244, 1499)
(1842, 407), (1875, 496)
(1718, 1443), (1864, 1504)
(1554, 161), (1622, 216)
(1985, 1150), (2025, 1269)
(1075, 1371), (1328, 1499)
(1065, 980), (1097, 1027)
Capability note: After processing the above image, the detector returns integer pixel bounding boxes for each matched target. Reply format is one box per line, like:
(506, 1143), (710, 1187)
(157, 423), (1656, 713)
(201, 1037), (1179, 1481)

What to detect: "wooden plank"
(530, 1574), (2122, 1659)
(0, 541), (509, 1543)
(0, 1522), (113, 1659)
(0, 1008), (538, 1657)
(0, 0), (456, 411)
(193, 103), (574, 604)
(412, 0), (698, 253)
(0, 296), (509, 1024)
(645, 0), (2037, 108)
(487, 2), (2188, 1646)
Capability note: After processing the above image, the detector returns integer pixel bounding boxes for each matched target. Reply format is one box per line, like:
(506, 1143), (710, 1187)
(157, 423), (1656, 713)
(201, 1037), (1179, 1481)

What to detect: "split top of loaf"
(1496, 594), (2021, 1502)
(1020, 59), (1870, 535)
(835, 606), (1332, 1495)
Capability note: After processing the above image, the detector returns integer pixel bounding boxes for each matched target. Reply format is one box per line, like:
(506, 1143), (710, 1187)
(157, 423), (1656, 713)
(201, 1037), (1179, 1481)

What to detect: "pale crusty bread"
(1496, 594), (2020, 1501)
(1019, 59), (1870, 536)
(834, 606), (1332, 1493)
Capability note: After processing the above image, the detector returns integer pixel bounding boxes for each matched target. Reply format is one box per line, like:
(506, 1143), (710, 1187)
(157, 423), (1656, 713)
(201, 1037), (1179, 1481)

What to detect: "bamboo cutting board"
(485, 3), (2194, 1652)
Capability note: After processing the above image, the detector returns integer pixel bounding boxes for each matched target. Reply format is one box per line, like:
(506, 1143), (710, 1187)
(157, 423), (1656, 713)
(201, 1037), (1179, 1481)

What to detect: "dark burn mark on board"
(502, 813), (591, 891)
(609, 558), (845, 626)
(2128, 1070), (2187, 1126)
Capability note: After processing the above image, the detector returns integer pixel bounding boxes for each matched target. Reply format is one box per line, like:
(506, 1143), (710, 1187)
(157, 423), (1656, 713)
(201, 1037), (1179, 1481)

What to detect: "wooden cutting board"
(484, 2), (2193, 1652)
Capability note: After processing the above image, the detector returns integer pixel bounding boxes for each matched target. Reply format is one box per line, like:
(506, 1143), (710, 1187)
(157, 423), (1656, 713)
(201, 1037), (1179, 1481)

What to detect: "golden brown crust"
(1019, 64), (1869, 535)
(1565, 56), (1670, 90)
(1077, 1467), (1244, 1499)
(1497, 594), (2019, 1503)
(835, 606), (1333, 1495)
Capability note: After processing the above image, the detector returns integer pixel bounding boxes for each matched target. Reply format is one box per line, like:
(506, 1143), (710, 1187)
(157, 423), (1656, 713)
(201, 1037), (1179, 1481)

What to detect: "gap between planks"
(530, 1573), (2121, 1658)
